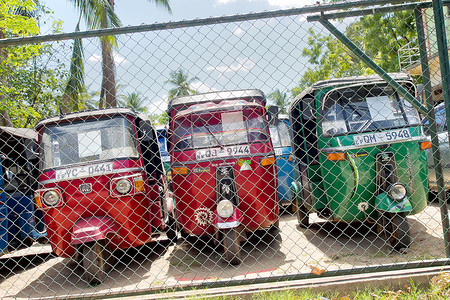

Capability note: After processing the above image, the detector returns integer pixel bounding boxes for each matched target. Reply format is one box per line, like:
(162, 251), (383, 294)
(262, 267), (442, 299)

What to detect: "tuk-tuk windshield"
(41, 116), (138, 169)
(269, 121), (291, 148)
(321, 84), (421, 136)
(173, 107), (269, 150)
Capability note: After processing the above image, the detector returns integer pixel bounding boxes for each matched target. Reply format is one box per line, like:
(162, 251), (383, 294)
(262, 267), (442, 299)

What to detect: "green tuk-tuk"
(289, 73), (429, 251)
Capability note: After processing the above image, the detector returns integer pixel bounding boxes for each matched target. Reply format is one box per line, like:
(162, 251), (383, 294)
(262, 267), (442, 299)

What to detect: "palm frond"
(69, 0), (122, 30)
(62, 21), (85, 113)
(146, 0), (172, 14)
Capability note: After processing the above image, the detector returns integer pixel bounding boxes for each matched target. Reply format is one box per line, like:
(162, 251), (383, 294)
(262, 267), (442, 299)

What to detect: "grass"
(185, 273), (450, 300)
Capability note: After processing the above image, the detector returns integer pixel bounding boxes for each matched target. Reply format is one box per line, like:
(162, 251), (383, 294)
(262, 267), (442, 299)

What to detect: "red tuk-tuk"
(34, 108), (173, 284)
(168, 90), (279, 265)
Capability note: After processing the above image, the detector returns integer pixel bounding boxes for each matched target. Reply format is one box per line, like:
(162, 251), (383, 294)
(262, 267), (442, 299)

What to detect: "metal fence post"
(415, 6), (450, 257)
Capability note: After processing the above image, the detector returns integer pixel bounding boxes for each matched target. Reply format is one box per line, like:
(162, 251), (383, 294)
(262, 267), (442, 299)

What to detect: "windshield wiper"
(205, 125), (223, 148)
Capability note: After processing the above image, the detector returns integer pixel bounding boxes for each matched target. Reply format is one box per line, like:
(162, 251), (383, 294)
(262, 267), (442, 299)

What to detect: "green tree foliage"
(166, 69), (198, 100)
(119, 92), (148, 114)
(150, 111), (169, 126)
(268, 89), (290, 114)
(292, 10), (417, 97)
(0, 1), (67, 127)
(61, 20), (85, 113)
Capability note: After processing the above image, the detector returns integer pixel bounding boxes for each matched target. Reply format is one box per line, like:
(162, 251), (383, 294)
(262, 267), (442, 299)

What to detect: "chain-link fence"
(1, 1), (450, 298)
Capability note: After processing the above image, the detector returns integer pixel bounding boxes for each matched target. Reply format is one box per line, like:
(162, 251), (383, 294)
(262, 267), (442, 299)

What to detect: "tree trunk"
(99, 0), (117, 109)
(99, 39), (116, 108)
(60, 94), (72, 114)
(0, 109), (13, 127)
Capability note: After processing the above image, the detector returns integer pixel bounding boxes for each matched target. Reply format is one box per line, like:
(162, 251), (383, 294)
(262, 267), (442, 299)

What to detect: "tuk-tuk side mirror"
(30, 145), (40, 156)
(136, 130), (145, 141)
(267, 105), (279, 126)
(136, 119), (155, 142)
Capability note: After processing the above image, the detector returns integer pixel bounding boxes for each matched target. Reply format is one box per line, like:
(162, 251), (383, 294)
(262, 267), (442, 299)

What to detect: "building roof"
(0, 126), (37, 141)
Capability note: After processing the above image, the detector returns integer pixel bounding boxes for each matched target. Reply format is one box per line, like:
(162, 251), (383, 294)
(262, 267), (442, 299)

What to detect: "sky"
(43, 0), (317, 31)
(39, 0), (322, 115)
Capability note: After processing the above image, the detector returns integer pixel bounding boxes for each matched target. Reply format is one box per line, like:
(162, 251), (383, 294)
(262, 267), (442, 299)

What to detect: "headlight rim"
(115, 178), (132, 195)
(43, 190), (60, 206)
(389, 183), (407, 201)
(217, 199), (234, 219)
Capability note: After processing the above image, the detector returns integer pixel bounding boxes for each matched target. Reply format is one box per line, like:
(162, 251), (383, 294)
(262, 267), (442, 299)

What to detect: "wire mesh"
(0, 1), (449, 298)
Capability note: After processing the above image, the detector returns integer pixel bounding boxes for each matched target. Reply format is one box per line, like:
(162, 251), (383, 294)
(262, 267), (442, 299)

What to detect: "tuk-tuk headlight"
(217, 199), (234, 218)
(115, 178), (132, 194)
(43, 190), (60, 206)
(390, 183), (407, 201)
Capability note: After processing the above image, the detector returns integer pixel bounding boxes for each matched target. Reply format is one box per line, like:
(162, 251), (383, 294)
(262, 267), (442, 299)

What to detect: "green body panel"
(375, 193), (412, 213)
(307, 164), (327, 210)
(314, 128), (428, 221)
(290, 78), (428, 222)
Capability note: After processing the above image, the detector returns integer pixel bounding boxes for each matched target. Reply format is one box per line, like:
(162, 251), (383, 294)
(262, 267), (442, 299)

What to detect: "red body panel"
(169, 95), (279, 238)
(71, 216), (118, 245)
(39, 159), (162, 258)
(173, 147), (278, 236)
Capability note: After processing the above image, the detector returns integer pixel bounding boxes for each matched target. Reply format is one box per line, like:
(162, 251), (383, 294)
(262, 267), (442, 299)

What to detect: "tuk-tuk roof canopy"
(168, 89), (266, 112)
(289, 73), (412, 111)
(174, 100), (264, 119)
(35, 108), (150, 130)
(0, 126), (37, 141)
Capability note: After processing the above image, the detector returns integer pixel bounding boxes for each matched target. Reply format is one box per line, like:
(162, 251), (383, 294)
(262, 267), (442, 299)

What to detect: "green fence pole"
(432, 2), (450, 149)
(415, 6), (450, 257)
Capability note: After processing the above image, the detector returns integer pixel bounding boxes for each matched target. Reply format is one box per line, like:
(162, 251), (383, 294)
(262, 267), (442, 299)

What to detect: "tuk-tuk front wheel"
(223, 227), (242, 265)
(82, 240), (114, 285)
(166, 216), (178, 243)
(297, 204), (310, 229)
(378, 212), (411, 252)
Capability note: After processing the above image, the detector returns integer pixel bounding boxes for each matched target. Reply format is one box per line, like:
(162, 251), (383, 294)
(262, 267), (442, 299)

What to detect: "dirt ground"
(0, 202), (447, 299)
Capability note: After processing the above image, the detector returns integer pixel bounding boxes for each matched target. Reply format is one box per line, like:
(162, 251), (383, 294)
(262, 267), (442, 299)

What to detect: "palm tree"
(61, 18), (85, 113)
(64, 0), (171, 111)
(165, 69), (198, 100)
(268, 89), (290, 114)
(119, 92), (148, 114)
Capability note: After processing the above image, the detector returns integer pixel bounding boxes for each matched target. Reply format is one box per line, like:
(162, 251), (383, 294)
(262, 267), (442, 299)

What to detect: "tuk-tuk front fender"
(375, 193), (412, 213)
(71, 216), (118, 245)
(290, 181), (302, 203)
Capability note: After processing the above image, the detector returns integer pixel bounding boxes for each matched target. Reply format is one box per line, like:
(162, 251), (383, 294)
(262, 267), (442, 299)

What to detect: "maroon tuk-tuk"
(34, 108), (173, 284)
(168, 90), (279, 264)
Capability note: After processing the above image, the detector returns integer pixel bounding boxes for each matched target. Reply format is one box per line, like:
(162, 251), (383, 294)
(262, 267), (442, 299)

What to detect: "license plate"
(196, 145), (250, 161)
(55, 162), (114, 181)
(353, 129), (411, 146)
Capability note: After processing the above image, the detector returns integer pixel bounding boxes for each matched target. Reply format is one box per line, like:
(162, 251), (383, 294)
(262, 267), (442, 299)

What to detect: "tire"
(223, 228), (241, 265)
(272, 219), (280, 231)
(297, 204), (310, 229)
(166, 217), (178, 243)
(378, 212), (411, 252)
(36, 235), (48, 244)
(82, 241), (113, 285)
